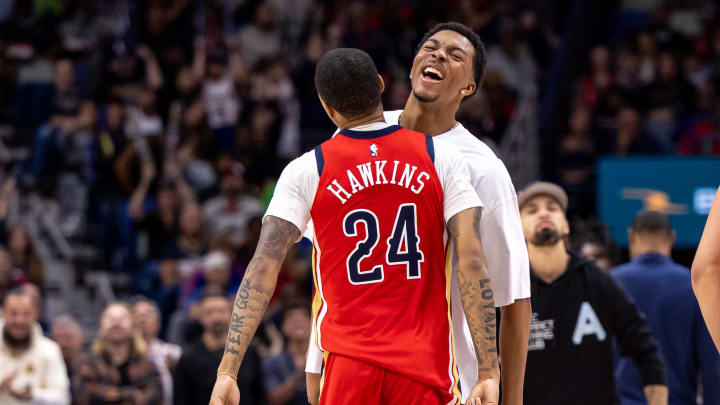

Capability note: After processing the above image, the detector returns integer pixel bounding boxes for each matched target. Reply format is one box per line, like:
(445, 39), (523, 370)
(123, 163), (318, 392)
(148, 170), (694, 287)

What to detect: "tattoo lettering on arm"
(219, 216), (301, 374)
(449, 207), (499, 376)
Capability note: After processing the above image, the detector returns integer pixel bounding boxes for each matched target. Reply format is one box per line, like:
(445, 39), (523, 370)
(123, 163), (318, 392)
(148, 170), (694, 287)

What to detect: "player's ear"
(318, 94), (336, 121)
(461, 82), (476, 97)
(378, 74), (386, 94)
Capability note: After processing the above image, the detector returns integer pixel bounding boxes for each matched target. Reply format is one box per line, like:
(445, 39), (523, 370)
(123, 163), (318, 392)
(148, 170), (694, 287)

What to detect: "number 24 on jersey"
(343, 203), (425, 285)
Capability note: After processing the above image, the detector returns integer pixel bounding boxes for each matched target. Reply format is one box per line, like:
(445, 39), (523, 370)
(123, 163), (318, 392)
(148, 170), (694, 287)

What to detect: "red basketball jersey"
(310, 125), (460, 401)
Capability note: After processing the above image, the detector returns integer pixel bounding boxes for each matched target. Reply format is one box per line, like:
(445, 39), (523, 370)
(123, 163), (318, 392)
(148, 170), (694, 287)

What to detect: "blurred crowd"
(0, 0), (718, 404)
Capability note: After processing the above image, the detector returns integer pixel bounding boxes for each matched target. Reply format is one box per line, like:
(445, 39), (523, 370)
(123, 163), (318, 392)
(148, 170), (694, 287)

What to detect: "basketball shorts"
(319, 352), (453, 405)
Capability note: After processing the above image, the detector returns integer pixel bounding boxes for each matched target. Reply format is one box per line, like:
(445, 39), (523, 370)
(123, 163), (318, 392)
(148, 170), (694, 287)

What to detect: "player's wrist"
(217, 371), (238, 381)
(477, 367), (500, 381)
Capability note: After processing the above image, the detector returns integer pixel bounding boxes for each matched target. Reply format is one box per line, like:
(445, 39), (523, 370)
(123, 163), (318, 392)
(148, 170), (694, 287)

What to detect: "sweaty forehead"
(427, 30), (474, 54)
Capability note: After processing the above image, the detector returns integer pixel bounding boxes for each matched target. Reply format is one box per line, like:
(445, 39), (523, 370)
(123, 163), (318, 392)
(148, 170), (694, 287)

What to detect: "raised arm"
(692, 186), (720, 353)
(210, 215), (300, 405)
(448, 207), (500, 405)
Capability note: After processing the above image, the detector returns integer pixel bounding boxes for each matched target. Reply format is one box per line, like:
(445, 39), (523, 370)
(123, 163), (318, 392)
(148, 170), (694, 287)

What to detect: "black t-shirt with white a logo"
(523, 255), (666, 405)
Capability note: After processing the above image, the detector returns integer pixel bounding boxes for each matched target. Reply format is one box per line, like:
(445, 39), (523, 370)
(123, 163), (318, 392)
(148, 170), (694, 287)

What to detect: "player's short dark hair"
(631, 210), (672, 235)
(315, 48), (382, 119)
(416, 22), (487, 89)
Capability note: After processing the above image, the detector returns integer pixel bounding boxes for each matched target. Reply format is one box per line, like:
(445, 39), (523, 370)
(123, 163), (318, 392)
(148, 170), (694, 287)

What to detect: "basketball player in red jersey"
(209, 48), (499, 405)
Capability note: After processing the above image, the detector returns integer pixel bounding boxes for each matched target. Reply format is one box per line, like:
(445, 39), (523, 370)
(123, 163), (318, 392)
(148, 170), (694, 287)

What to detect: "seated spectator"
(601, 107), (668, 155)
(185, 250), (241, 320)
(132, 297), (182, 405)
(50, 315), (85, 398)
(0, 288), (70, 405)
(0, 246), (27, 305)
(263, 300), (311, 405)
(7, 225), (44, 288)
(74, 303), (163, 405)
(173, 291), (265, 405)
(202, 158), (261, 245)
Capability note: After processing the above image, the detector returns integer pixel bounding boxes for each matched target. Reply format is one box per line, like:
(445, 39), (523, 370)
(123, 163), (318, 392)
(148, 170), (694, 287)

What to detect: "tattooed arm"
(448, 207), (500, 405)
(209, 215), (301, 405)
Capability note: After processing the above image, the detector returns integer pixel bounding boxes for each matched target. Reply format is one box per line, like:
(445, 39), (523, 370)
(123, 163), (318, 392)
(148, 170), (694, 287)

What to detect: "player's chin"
(412, 88), (441, 103)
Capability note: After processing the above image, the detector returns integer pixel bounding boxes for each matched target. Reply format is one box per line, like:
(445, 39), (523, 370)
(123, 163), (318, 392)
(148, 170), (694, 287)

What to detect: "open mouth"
(421, 66), (444, 82)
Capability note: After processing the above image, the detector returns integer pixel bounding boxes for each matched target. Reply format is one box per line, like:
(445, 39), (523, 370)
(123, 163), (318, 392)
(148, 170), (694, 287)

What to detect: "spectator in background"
(602, 107), (667, 155)
(7, 225), (44, 288)
(102, 42), (164, 101)
(173, 291), (265, 405)
(20, 283), (47, 331)
(88, 99), (130, 262)
(202, 159), (261, 245)
(192, 38), (242, 152)
(74, 303), (163, 405)
(579, 45), (616, 111)
(234, 1), (281, 68)
(518, 182), (668, 405)
(130, 178), (184, 262)
(51, 315), (85, 398)
(572, 220), (621, 272)
(557, 105), (597, 216)
(642, 51), (696, 149)
(185, 250), (241, 319)
(486, 17), (537, 94)
(249, 57), (301, 159)
(0, 246), (26, 304)
(166, 201), (207, 279)
(0, 288), (70, 405)
(133, 297), (182, 405)
(613, 211), (720, 405)
(13, 57), (80, 133)
(263, 300), (311, 405)
(636, 32), (658, 86)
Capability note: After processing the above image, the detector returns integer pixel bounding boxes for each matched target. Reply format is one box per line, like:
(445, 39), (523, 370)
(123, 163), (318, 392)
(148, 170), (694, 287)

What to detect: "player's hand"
(466, 377), (499, 405)
(208, 374), (240, 405)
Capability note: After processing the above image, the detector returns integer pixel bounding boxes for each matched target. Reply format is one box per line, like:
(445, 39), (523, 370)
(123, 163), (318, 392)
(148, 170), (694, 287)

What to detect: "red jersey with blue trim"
(310, 125), (459, 400)
(265, 122), (481, 403)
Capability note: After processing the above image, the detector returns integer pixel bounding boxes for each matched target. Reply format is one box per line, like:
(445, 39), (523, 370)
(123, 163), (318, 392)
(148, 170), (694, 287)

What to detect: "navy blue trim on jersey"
(339, 125), (402, 139)
(314, 145), (325, 176)
(425, 135), (435, 163)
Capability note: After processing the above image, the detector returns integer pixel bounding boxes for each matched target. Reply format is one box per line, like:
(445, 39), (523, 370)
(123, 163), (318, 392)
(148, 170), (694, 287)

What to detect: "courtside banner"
(598, 157), (720, 248)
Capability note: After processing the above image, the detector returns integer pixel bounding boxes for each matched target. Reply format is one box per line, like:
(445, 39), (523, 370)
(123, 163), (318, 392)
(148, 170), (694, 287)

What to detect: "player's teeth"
(423, 67), (443, 79)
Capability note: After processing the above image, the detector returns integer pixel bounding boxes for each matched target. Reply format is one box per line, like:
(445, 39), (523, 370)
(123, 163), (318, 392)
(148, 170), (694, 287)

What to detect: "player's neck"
(528, 243), (569, 284)
(340, 107), (386, 130)
(400, 95), (459, 136)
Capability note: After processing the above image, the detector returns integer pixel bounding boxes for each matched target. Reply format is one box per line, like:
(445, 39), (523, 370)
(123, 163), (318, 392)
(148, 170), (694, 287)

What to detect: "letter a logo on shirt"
(572, 302), (607, 345)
